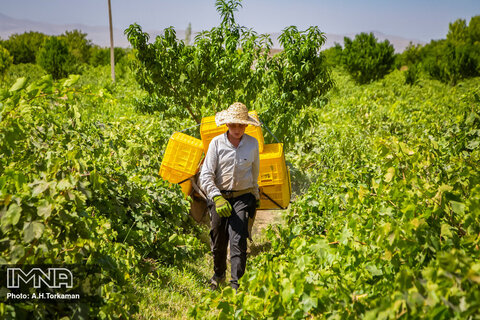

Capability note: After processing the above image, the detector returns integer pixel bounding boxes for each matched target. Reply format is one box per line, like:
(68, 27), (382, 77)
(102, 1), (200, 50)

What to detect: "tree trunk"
(108, 0), (115, 82)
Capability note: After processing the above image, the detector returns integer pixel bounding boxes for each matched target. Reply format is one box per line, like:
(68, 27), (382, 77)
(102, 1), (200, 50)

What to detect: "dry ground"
(250, 209), (284, 238)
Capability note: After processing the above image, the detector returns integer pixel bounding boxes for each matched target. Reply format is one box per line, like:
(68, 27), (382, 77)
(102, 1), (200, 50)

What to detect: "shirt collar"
(224, 131), (244, 148)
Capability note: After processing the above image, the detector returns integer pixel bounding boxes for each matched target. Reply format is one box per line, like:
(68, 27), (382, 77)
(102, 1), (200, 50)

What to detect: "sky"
(1, 0), (479, 41)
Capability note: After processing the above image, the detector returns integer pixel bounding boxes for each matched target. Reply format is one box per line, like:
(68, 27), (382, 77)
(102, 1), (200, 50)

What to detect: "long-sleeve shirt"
(200, 132), (260, 201)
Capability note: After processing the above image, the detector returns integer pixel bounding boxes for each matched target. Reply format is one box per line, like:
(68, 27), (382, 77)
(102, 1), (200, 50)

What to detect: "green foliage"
(89, 46), (127, 66)
(398, 42), (423, 67)
(468, 16), (480, 43)
(2, 31), (47, 64)
(342, 32), (395, 84)
(0, 45), (13, 77)
(447, 18), (469, 44)
(257, 25), (334, 144)
(403, 63), (420, 86)
(423, 40), (479, 85)
(322, 43), (343, 67)
(185, 22), (192, 45)
(0, 74), (205, 318)
(125, 0), (264, 124)
(192, 70), (480, 320)
(2, 63), (47, 88)
(422, 16), (480, 85)
(125, 0), (333, 145)
(36, 36), (77, 79)
(59, 29), (93, 64)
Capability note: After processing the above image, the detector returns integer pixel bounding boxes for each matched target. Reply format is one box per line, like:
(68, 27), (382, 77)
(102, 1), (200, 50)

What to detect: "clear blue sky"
(1, 0), (479, 41)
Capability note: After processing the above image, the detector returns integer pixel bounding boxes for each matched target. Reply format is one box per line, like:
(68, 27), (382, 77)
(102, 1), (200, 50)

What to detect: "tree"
(37, 36), (76, 79)
(108, 0), (115, 82)
(399, 42), (423, 66)
(421, 16), (480, 85)
(59, 29), (93, 64)
(89, 46), (126, 66)
(0, 46), (13, 78)
(3, 31), (47, 64)
(423, 40), (478, 85)
(185, 22), (192, 45)
(467, 15), (480, 43)
(258, 25), (334, 143)
(447, 19), (469, 45)
(322, 43), (343, 67)
(396, 42), (423, 85)
(125, 0), (333, 144)
(342, 32), (395, 84)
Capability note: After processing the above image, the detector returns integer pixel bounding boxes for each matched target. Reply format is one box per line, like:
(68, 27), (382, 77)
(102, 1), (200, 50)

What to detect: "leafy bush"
(36, 36), (77, 79)
(59, 29), (93, 64)
(192, 71), (480, 320)
(0, 75), (205, 318)
(2, 31), (47, 64)
(397, 42), (423, 68)
(423, 40), (479, 85)
(422, 16), (480, 85)
(403, 63), (420, 85)
(342, 32), (395, 84)
(256, 25), (334, 144)
(125, 0), (333, 145)
(322, 43), (343, 67)
(467, 16), (480, 43)
(125, 0), (268, 124)
(0, 46), (13, 78)
(2, 63), (47, 88)
(89, 47), (127, 66)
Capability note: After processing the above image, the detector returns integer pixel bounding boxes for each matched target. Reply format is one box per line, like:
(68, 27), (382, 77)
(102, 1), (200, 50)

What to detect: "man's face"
(226, 123), (247, 139)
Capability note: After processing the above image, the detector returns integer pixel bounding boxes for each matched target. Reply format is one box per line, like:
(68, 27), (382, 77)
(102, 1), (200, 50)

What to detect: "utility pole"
(108, 0), (115, 82)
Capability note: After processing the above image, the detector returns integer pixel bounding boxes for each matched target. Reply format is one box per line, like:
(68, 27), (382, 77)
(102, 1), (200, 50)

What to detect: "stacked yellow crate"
(159, 111), (291, 209)
(200, 111), (265, 154)
(159, 132), (204, 197)
(258, 143), (291, 209)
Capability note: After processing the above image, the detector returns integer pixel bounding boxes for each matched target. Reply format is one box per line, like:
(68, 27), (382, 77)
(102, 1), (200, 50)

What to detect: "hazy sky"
(1, 0), (479, 41)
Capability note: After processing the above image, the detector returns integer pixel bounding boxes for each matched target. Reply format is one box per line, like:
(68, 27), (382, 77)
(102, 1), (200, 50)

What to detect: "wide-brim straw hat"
(215, 102), (261, 127)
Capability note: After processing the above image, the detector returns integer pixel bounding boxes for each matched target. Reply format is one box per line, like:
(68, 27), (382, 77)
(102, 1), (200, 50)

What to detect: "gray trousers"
(208, 192), (256, 288)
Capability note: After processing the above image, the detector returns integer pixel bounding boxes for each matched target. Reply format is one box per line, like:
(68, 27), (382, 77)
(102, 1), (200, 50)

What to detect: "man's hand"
(255, 199), (260, 208)
(214, 196), (232, 217)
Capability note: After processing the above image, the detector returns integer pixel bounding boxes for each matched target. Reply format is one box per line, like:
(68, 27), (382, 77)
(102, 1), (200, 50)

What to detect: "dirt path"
(250, 209), (284, 238)
(246, 208), (285, 257)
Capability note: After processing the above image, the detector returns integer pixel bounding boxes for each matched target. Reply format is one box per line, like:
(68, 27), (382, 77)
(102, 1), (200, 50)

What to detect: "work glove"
(255, 199), (260, 208)
(213, 195), (232, 217)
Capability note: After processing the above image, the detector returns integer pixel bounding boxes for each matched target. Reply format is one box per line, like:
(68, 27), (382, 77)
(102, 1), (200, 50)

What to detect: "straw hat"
(215, 102), (261, 127)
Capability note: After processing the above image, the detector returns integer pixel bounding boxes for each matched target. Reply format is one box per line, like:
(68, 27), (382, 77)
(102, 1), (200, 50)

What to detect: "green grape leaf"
(37, 200), (53, 218)
(450, 201), (465, 215)
(23, 221), (45, 243)
(9, 77), (27, 92)
(384, 167), (395, 182)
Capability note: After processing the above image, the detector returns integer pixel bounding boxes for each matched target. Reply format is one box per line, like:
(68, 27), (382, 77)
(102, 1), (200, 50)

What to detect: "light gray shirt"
(200, 132), (260, 200)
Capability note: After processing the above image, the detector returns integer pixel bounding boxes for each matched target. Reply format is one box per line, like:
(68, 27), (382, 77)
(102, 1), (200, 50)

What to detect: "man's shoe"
(230, 281), (239, 292)
(209, 274), (225, 291)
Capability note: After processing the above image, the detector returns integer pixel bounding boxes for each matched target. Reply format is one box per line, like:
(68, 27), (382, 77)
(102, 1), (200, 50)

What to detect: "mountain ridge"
(0, 12), (425, 52)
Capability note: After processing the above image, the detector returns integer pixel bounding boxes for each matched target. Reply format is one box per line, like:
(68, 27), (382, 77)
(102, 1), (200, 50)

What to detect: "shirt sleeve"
(199, 139), (222, 200)
(252, 140), (260, 200)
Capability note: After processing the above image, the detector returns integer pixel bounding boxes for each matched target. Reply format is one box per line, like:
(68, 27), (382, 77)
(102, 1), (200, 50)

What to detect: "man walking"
(200, 102), (260, 291)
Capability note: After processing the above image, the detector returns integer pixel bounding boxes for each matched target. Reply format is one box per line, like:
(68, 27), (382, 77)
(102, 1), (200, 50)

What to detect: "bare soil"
(250, 209), (284, 238)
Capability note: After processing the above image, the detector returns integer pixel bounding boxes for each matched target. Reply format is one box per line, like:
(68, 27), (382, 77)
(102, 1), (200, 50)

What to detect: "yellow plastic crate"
(180, 179), (193, 198)
(200, 111), (264, 154)
(245, 111), (264, 153)
(259, 167), (291, 209)
(159, 132), (203, 184)
(200, 116), (226, 154)
(258, 143), (286, 186)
